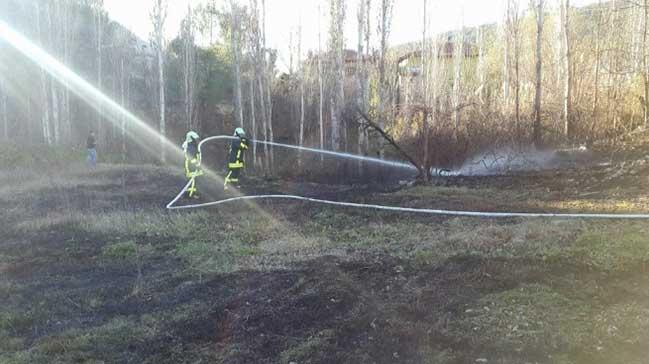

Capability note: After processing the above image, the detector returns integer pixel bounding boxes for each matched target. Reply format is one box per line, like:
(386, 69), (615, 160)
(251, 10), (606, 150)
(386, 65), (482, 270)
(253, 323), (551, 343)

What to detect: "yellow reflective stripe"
(229, 162), (243, 169)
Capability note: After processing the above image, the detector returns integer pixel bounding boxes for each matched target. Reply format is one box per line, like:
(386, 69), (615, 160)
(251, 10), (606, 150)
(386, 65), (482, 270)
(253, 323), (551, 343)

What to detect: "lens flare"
(0, 21), (269, 215)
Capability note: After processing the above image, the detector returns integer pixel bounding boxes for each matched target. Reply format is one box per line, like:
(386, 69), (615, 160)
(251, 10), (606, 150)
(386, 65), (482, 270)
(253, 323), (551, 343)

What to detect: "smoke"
(447, 146), (591, 176)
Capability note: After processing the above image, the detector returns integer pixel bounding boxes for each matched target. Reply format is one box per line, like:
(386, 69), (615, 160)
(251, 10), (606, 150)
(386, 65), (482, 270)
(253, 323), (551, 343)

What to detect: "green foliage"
(0, 309), (43, 335)
(279, 330), (335, 364)
(100, 241), (138, 261)
(11, 317), (151, 364)
(575, 227), (649, 270)
(545, 223), (649, 271)
(175, 241), (235, 277)
(451, 284), (592, 353)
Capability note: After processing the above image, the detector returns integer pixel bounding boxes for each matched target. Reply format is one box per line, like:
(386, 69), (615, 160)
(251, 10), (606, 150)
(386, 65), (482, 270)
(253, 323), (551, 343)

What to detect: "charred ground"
(1, 136), (649, 364)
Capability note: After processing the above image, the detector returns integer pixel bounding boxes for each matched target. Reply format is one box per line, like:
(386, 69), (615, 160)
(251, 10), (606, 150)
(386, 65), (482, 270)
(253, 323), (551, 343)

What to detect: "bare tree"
(47, 1), (60, 144)
(357, 0), (371, 172)
(262, 0), (275, 169)
(62, 0), (73, 143)
(328, 0), (346, 151)
(590, 0), (603, 138)
(249, 0), (270, 171)
(230, 0), (244, 128)
(0, 79), (7, 141)
(452, 27), (465, 139)
(476, 25), (486, 103)
(318, 3), (325, 162)
(298, 20), (305, 167)
(642, 0), (649, 129)
(182, 4), (196, 130)
(557, 0), (565, 88)
(506, 0), (521, 139)
(377, 0), (394, 158)
(502, 5), (510, 106)
(94, 1), (104, 145)
(120, 56), (128, 161)
(36, 1), (52, 145)
(421, 0), (431, 172)
(533, 0), (545, 146)
(562, 0), (573, 140)
(151, 0), (167, 162)
(248, 73), (257, 166)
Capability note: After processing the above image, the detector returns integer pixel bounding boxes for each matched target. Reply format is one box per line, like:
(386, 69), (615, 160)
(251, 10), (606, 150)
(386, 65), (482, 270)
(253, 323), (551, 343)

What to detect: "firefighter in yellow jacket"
(224, 127), (249, 190)
(183, 131), (203, 198)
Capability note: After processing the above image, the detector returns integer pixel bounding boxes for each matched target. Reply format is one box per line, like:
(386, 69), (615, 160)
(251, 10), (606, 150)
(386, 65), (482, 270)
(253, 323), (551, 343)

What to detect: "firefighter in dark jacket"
(183, 131), (203, 198)
(224, 127), (249, 190)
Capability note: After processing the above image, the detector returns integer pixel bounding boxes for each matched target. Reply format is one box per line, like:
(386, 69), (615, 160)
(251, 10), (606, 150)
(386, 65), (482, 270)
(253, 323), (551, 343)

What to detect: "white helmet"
(185, 131), (199, 142)
(234, 127), (246, 138)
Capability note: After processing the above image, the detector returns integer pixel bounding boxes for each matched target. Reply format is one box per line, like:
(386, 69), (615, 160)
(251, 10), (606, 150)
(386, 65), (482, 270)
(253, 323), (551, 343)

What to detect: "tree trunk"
(258, 75), (269, 172)
(184, 4), (195, 129)
(0, 80), (7, 141)
(502, 5), (510, 106)
(249, 76), (257, 168)
(591, 0), (602, 138)
(512, 1), (520, 142)
(643, 0), (649, 129)
(357, 0), (368, 174)
(477, 25), (485, 104)
(95, 5), (103, 145)
(230, 1), (243, 128)
(266, 71), (274, 169)
(533, 0), (544, 147)
(153, 0), (167, 163)
(557, 0), (565, 89)
(46, 1), (61, 145)
(328, 0), (345, 152)
(262, 0), (274, 169)
(298, 21), (305, 168)
(377, 0), (393, 159)
(62, 0), (72, 143)
(452, 29), (464, 139)
(36, 2), (52, 145)
(299, 72), (305, 163)
(120, 57), (127, 162)
(157, 33), (165, 162)
(563, 0), (573, 141)
(318, 4), (325, 163)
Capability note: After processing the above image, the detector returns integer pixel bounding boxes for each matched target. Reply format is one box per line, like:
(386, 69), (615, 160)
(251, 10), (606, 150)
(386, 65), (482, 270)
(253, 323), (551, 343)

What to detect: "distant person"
(224, 127), (249, 191)
(182, 131), (203, 198)
(86, 131), (97, 168)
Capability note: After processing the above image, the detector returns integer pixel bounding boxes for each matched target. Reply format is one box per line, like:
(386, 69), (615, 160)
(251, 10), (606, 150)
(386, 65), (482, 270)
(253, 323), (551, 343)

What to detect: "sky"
(104, 0), (599, 71)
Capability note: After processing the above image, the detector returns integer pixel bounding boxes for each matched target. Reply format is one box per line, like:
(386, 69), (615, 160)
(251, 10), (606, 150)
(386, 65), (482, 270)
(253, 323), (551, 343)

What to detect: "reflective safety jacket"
(183, 140), (203, 178)
(228, 137), (249, 169)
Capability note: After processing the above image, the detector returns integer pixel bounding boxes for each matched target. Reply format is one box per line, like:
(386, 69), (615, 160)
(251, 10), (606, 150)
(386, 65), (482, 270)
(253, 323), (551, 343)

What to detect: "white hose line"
(166, 135), (649, 219)
(167, 194), (649, 219)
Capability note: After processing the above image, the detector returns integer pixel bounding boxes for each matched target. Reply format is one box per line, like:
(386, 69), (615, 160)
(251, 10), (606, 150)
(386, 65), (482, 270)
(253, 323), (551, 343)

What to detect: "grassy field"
(1, 150), (649, 363)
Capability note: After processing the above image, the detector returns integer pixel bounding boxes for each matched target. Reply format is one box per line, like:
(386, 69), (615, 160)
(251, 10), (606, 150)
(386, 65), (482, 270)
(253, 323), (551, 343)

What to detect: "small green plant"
(100, 241), (137, 261)
(279, 330), (334, 364)
(176, 241), (234, 281)
(413, 249), (437, 266)
(544, 223), (649, 271)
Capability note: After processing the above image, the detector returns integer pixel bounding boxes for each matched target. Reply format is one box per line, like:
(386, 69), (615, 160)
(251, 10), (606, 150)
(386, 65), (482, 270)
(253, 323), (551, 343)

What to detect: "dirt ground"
(2, 136), (649, 364)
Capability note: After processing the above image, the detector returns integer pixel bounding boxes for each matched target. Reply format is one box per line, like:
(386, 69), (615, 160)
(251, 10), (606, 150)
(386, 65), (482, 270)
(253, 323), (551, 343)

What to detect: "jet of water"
(201, 136), (418, 170)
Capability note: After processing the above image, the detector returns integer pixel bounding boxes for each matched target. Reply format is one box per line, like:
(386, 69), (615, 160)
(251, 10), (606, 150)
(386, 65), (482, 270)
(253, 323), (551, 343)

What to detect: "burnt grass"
(2, 161), (649, 364)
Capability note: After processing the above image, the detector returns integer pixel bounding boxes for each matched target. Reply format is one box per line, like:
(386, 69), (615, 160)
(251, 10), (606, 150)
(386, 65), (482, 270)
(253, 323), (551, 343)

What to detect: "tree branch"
(355, 108), (423, 176)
